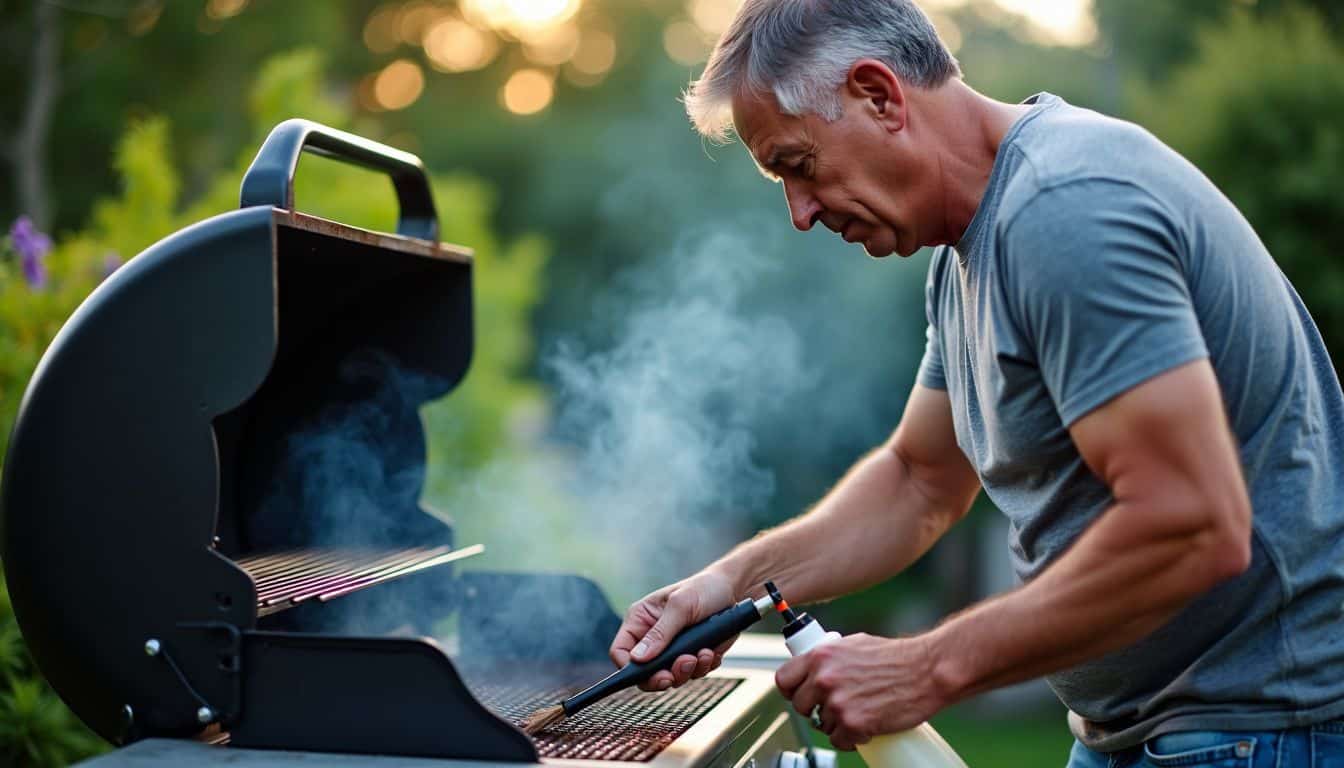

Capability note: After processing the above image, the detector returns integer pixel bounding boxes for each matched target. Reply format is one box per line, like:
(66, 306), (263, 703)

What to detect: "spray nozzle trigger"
(762, 581), (800, 623)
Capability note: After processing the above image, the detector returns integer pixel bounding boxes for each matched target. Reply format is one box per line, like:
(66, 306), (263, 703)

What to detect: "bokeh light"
(501, 68), (555, 115)
(205, 0), (248, 20)
(373, 58), (426, 110)
(127, 1), (163, 36)
(424, 17), (500, 72)
(522, 21), (581, 66)
(571, 28), (617, 74)
(687, 0), (741, 37)
(463, 0), (582, 36)
(364, 5), (402, 53)
(663, 19), (712, 66)
(992, 0), (1096, 46)
(398, 1), (445, 44)
(922, 0), (1096, 47)
(357, 74), (382, 112)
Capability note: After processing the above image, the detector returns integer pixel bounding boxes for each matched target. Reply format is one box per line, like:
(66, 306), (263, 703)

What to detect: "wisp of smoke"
(544, 229), (814, 591)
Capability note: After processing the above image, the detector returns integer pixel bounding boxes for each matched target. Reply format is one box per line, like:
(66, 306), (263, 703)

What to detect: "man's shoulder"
(997, 100), (1179, 227)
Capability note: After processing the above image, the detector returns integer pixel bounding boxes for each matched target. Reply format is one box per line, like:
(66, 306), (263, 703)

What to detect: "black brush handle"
(562, 598), (763, 714)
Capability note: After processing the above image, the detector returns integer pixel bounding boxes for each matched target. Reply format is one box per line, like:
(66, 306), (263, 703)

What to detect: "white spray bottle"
(763, 581), (968, 768)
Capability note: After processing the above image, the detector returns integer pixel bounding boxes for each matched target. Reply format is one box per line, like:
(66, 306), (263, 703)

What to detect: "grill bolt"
(197, 706), (215, 724)
(144, 639), (161, 657)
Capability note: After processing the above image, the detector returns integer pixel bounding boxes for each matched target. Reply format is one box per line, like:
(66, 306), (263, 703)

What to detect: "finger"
(633, 594), (692, 661)
(671, 654), (699, 685)
(640, 670), (675, 692)
(692, 649), (714, 678)
(830, 731), (856, 752)
(611, 604), (659, 666)
(709, 653), (723, 672)
(789, 678), (822, 722)
(775, 655), (811, 698)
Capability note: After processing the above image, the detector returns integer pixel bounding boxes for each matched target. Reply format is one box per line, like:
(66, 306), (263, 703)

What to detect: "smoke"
(247, 349), (444, 552)
(243, 221), (923, 664)
(541, 228), (814, 596)
(243, 227), (812, 645)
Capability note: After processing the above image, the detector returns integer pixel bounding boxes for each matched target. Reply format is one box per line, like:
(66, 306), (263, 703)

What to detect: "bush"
(1134, 6), (1344, 365)
(0, 577), (106, 765)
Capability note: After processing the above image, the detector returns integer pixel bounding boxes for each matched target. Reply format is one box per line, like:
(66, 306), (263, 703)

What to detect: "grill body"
(76, 663), (806, 768)
(2, 121), (810, 767)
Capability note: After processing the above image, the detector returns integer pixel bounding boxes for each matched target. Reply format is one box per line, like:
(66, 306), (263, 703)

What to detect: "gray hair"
(685, 0), (961, 141)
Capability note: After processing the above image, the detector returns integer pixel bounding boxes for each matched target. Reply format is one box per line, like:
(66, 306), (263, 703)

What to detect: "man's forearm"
(706, 443), (969, 605)
(924, 495), (1250, 703)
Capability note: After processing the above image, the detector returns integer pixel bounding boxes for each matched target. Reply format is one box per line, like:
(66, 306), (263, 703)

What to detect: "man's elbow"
(1191, 493), (1253, 588)
(1208, 512), (1252, 582)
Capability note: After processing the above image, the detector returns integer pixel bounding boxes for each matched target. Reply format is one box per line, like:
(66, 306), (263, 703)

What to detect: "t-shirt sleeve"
(916, 248), (949, 390)
(1000, 178), (1209, 426)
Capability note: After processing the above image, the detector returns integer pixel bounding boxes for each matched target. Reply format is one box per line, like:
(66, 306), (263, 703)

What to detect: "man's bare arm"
(924, 359), (1252, 701)
(610, 384), (981, 686)
(711, 383), (981, 604)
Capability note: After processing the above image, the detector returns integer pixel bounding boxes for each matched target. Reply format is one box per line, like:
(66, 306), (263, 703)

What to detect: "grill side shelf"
(236, 544), (483, 617)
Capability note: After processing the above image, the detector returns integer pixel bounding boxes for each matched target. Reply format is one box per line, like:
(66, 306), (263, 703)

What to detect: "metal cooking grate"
(467, 672), (741, 761)
(237, 544), (482, 616)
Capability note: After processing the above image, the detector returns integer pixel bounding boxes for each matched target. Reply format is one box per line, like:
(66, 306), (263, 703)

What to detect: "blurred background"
(1, 0), (1342, 765)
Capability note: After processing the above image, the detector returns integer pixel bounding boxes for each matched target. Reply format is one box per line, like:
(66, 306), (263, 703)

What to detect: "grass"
(824, 705), (1075, 768)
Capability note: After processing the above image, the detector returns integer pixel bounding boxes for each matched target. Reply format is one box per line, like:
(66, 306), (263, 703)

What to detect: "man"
(607, 1), (1344, 766)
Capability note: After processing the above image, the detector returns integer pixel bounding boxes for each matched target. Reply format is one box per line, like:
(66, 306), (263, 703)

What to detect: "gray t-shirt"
(917, 93), (1344, 751)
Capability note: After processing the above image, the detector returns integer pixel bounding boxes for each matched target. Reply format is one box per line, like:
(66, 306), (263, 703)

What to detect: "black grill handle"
(240, 118), (439, 242)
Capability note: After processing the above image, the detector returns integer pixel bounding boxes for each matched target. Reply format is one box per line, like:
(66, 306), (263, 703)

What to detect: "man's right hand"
(609, 569), (738, 691)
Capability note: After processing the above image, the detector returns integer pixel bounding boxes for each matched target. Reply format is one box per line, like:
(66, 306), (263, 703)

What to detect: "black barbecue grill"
(1, 120), (818, 768)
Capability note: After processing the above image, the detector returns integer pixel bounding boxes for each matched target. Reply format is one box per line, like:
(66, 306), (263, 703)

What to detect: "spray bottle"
(763, 582), (968, 768)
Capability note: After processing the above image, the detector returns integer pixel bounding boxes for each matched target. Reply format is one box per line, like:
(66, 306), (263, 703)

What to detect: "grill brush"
(521, 594), (775, 734)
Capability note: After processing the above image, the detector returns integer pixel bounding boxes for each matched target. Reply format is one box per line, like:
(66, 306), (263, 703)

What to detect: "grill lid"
(0, 120), (496, 752)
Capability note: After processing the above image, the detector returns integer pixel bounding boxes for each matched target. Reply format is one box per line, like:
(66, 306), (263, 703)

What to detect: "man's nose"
(783, 181), (820, 231)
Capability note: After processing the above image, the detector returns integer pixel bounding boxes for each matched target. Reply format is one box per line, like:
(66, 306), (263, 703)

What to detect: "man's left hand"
(774, 633), (946, 751)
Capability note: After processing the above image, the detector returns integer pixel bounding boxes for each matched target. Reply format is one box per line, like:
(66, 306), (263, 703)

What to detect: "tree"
(1095, 0), (1343, 83)
(1134, 6), (1344, 366)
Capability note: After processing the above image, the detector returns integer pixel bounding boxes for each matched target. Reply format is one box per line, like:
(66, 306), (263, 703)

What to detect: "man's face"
(731, 86), (938, 258)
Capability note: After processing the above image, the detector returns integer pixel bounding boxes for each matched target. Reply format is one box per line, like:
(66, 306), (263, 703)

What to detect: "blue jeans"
(1066, 721), (1344, 767)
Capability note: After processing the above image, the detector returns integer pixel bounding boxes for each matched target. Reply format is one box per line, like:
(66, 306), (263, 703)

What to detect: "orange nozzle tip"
(775, 601), (790, 613)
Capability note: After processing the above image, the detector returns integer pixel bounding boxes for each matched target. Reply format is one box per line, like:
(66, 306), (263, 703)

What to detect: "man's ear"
(845, 59), (905, 131)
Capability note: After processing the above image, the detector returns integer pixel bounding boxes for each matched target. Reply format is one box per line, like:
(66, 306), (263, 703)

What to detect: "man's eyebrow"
(752, 143), (800, 181)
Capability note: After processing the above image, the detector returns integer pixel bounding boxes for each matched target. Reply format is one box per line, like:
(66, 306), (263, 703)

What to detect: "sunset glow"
(463, 0), (581, 36)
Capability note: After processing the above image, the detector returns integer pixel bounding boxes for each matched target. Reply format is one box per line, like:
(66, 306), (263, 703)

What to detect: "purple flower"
(9, 216), (52, 289)
(101, 252), (122, 280)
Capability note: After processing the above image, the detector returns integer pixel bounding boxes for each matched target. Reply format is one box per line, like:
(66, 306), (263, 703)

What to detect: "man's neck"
(920, 80), (1033, 245)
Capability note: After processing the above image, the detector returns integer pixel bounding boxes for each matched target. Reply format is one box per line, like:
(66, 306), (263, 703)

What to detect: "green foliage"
(1134, 6), (1344, 363)
(247, 49), (349, 137)
(0, 47), (548, 766)
(826, 707), (1074, 768)
(1097, 0), (1344, 82)
(0, 572), (107, 766)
